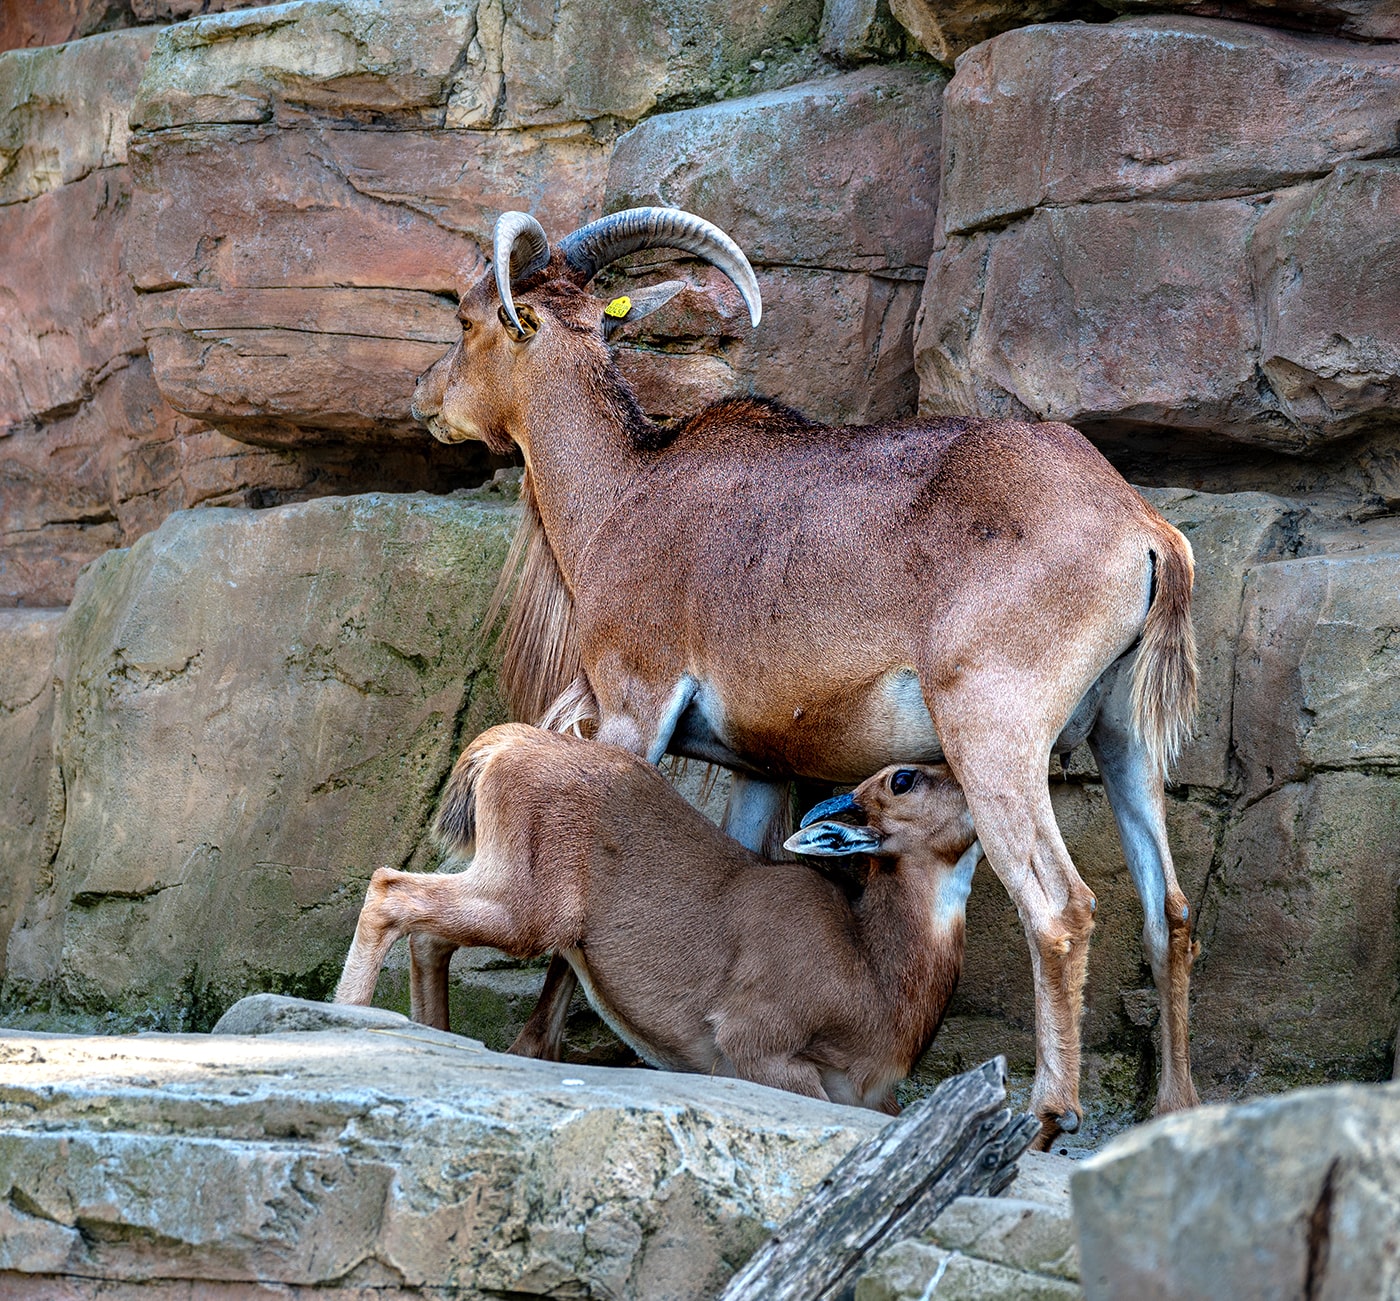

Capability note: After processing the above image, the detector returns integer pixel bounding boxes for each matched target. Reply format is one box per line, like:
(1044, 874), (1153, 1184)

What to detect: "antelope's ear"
(602, 280), (687, 339)
(784, 821), (884, 858)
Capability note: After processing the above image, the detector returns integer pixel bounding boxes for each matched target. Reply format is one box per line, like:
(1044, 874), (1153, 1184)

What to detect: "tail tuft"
(537, 673), (599, 738)
(1130, 523), (1199, 776)
(433, 747), (487, 856)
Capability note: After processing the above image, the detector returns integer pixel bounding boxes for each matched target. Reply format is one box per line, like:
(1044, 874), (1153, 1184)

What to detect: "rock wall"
(2, 0), (1399, 1129)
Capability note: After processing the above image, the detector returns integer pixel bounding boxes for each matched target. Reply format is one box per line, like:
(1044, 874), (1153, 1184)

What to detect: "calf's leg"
(335, 867), (523, 1007)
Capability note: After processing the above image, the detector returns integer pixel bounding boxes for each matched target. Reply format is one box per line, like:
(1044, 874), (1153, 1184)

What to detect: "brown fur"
(338, 725), (977, 1112)
(411, 239), (1201, 1143)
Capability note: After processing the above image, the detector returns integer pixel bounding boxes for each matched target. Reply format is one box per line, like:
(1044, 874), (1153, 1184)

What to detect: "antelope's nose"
(799, 791), (863, 829)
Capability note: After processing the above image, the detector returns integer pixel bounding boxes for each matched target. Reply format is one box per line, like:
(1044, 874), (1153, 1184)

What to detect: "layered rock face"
(0, 26), (498, 609)
(2, 0), (1400, 1152)
(916, 18), (1400, 454)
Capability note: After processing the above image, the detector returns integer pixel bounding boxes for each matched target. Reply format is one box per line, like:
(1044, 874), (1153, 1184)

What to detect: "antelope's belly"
(693, 666), (942, 785)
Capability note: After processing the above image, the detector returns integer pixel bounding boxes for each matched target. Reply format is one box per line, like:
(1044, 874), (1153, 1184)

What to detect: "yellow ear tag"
(604, 295), (632, 319)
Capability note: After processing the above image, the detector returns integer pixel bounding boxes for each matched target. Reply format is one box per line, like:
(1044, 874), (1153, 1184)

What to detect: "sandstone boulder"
(0, 493), (517, 1030)
(916, 19), (1400, 451)
(1073, 1082), (1400, 1299)
(885, 0), (1085, 63)
(603, 65), (945, 425)
(0, 1023), (885, 1299)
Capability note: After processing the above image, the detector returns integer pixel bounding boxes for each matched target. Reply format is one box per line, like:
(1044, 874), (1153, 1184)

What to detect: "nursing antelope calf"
(334, 723), (983, 1113)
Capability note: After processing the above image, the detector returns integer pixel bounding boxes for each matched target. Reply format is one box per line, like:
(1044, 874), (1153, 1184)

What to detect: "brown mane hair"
(487, 469), (585, 726)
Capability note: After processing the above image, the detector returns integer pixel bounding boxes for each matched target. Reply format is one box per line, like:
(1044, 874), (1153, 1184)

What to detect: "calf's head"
(785, 763), (977, 868)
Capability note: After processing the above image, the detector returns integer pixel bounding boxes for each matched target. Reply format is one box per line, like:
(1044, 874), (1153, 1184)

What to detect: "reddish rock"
(886, 0), (1085, 62)
(1254, 162), (1400, 444)
(941, 19), (1400, 238)
(1103, 0), (1400, 43)
(918, 20), (1400, 452)
(0, 1), (280, 55)
(917, 198), (1286, 442)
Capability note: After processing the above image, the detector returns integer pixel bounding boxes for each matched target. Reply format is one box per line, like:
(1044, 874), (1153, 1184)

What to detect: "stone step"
(855, 1152), (1082, 1300)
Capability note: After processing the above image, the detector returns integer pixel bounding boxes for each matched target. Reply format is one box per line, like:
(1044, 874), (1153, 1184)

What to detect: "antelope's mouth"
(424, 415), (478, 445)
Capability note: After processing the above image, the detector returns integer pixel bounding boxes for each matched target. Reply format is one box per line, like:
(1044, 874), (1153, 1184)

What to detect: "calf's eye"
(890, 769), (917, 795)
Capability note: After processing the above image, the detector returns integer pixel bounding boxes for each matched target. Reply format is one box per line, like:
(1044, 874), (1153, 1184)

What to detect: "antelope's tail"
(433, 741), (490, 857)
(1130, 520), (1198, 776)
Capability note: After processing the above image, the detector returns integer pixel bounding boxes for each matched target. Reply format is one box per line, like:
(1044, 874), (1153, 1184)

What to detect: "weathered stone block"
(919, 19), (1400, 453)
(0, 1027), (883, 1299)
(0, 0), (280, 55)
(0, 494), (517, 1030)
(604, 68), (943, 425)
(1255, 162), (1400, 443)
(0, 31), (158, 205)
(940, 19), (1400, 236)
(1073, 1082), (1400, 1300)
(917, 197), (1290, 444)
(1232, 536), (1400, 796)
(819, 0), (909, 63)
(607, 67), (944, 274)
(1191, 772), (1400, 1089)
(1142, 488), (1310, 791)
(1103, 0), (1400, 44)
(0, 610), (63, 987)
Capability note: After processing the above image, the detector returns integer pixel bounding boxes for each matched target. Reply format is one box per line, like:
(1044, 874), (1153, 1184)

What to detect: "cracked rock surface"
(0, 1009), (885, 1298)
(1072, 1081), (1400, 1300)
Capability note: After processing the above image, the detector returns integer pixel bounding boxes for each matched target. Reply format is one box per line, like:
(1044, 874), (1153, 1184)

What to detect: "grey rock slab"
(606, 65), (946, 275)
(0, 1027), (885, 1298)
(0, 494), (516, 1030)
(1072, 1082), (1400, 1300)
(0, 609), (63, 987)
(210, 991), (464, 1039)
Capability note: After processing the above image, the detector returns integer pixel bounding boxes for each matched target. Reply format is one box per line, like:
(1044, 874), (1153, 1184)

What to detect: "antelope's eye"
(890, 769), (917, 795)
(458, 317), (472, 333)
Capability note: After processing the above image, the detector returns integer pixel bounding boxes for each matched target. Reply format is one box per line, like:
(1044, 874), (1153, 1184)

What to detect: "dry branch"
(720, 1056), (1039, 1301)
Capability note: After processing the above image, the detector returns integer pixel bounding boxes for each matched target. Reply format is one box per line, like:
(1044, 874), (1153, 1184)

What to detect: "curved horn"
(558, 206), (762, 329)
(493, 211), (552, 334)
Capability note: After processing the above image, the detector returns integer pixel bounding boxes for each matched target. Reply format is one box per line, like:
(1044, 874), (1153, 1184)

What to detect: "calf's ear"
(784, 821), (884, 857)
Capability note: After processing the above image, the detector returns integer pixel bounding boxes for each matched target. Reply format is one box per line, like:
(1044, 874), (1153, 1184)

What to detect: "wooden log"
(720, 1056), (1039, 1301)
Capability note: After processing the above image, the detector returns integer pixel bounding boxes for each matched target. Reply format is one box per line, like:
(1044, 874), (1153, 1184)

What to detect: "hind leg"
(1090, 663), (1199, 1114)
(409, 932), (458, 1031)
(507, 955), (577, 1061)
(335, 867), (521, 1007)
(936, 700), (1098, 1149)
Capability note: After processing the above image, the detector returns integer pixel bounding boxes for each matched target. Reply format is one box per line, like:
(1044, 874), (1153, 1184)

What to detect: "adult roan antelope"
(336, 724), (984, 1112)
(410, 207), (1200, 1145)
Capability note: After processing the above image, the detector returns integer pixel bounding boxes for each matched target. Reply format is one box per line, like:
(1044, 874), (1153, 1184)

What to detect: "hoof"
(1057, 1108), (1082, 1135)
